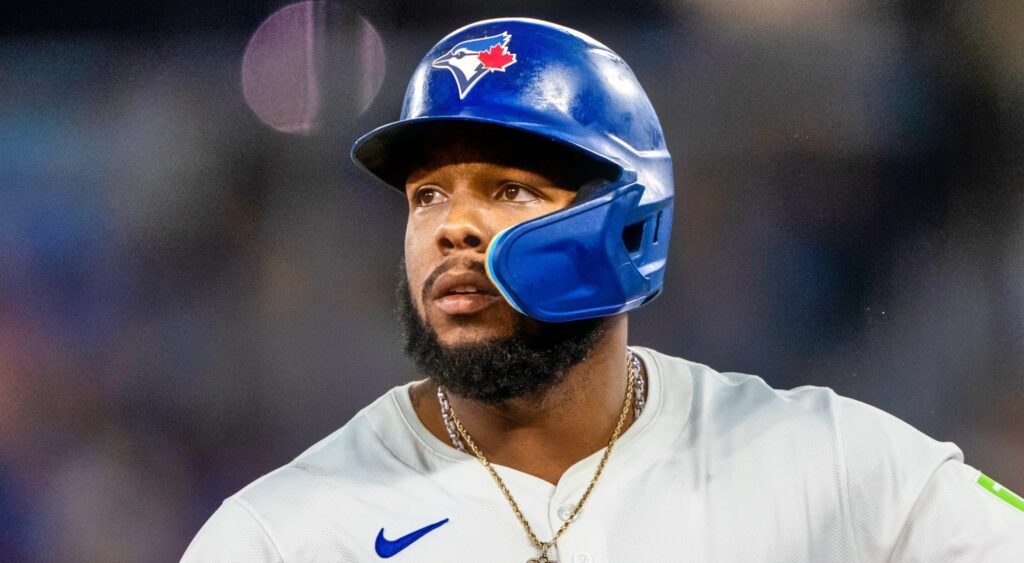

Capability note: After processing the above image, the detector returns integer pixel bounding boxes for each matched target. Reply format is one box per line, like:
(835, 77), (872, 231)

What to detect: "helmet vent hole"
(653, 211), (663, 244)
(622, 222), (645, 254)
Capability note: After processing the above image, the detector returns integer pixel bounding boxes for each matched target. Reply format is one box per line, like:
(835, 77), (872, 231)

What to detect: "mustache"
(420, 257), (488, 304)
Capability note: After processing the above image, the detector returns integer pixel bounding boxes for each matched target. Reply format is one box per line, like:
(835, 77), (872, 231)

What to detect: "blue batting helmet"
(351, 17), (674, 322)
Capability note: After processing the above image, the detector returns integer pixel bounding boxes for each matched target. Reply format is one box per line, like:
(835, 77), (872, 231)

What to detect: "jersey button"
(573, 553), (593, 563)
(557, 503), (575, 521)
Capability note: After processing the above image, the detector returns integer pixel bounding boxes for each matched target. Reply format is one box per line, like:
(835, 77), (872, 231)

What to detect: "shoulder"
(642, 346), (847, 442)
(234, 386), (414, 511)
(183, 386), (416, 560)
(181, 497), (283, 562)
(641, 347), (974, 558)
(640, 346), (960, 466)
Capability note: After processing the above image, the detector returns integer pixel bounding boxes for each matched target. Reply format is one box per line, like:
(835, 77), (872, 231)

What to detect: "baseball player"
(183, 18), (1024, 562)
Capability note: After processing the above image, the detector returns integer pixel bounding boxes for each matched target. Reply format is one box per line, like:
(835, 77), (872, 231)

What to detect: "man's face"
(396, 135), (611, 404)
(403, 159), (576, 345)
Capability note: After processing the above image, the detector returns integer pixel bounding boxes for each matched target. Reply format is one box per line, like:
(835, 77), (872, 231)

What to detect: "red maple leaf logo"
(478, 44), (516, 71)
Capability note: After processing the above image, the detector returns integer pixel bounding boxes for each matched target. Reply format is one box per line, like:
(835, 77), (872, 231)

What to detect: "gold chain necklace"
(441, 351), (638, 563)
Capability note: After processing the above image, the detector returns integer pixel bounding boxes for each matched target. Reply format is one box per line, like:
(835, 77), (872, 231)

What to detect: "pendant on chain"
(527, 543), (557, 562)
(527, 556), (557, 563)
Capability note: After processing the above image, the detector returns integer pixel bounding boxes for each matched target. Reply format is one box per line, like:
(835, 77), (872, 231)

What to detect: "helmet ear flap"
(487, 182), (657, 322)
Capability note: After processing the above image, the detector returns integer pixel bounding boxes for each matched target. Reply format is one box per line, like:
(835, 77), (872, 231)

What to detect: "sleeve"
(180, 498), (284, 563)
(836, 397), (1024, 561)
(888, 462), (1024, 561)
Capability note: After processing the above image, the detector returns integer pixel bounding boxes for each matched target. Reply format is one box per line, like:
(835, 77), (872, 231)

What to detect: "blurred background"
(1, 0), (1021, 560)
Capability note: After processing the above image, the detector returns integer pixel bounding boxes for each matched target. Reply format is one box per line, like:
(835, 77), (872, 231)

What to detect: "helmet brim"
(350, 116), (624, 192)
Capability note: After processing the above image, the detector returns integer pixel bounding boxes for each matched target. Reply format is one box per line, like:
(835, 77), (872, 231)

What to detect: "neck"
(409, 315), (639, 485)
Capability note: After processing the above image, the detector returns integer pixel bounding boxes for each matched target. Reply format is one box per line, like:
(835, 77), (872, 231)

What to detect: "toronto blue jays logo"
(431, 32), (517, 99)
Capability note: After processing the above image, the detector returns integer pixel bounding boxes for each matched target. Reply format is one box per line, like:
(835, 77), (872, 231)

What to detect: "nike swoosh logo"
(375, 518), (449, 558)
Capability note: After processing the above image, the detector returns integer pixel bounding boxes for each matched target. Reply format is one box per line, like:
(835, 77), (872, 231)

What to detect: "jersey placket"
(545, 461), (611, 563)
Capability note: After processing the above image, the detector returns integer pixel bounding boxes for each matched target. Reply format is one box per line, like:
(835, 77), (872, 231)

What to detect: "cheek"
(404, 221), (432, 304)
(405, 218), (431, 262)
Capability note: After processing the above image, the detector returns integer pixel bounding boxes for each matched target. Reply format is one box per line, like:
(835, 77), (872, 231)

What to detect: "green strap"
(977, 473), (1024, 513)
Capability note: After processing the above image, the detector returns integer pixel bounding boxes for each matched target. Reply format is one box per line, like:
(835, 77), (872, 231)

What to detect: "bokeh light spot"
(356, 16), (386, 115)
(242, 5), (387, 133)
(242, 1), (322, 135)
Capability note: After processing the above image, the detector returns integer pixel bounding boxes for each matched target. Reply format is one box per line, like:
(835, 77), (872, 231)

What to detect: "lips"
(430, 270), (501, 316)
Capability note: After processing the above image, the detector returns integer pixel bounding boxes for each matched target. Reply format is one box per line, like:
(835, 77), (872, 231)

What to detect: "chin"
(434, 328), (511, 348)
(428, 311), (519, 347)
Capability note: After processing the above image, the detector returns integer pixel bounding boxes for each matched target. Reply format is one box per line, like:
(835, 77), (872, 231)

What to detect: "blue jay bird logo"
(431, 32), (517, 99)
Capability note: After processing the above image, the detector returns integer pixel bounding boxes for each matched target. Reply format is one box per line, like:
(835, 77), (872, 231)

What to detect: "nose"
(435, 195), (488, 254)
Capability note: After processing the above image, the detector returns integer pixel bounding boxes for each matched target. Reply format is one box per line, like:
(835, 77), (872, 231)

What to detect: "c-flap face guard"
(485, 170), (670, 322)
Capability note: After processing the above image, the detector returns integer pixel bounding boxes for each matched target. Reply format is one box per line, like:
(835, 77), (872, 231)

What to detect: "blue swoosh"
(375, 518), (449, 558)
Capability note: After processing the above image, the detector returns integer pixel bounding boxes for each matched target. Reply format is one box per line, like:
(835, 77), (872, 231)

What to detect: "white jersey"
(182, 347), (1024, 562)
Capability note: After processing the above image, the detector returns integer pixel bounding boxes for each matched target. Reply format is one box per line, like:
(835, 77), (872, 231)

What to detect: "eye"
(497, 183), (540, 203)
(413, 186), (448, 207)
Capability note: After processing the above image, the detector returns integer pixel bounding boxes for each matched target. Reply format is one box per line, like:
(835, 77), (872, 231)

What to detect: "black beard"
(396, 260), (607, 405)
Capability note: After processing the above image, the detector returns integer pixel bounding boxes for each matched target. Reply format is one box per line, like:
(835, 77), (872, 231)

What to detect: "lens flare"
(242, 3), (387, 134)
(356, 16), (386, 115)
(242, 1), (323, 135)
